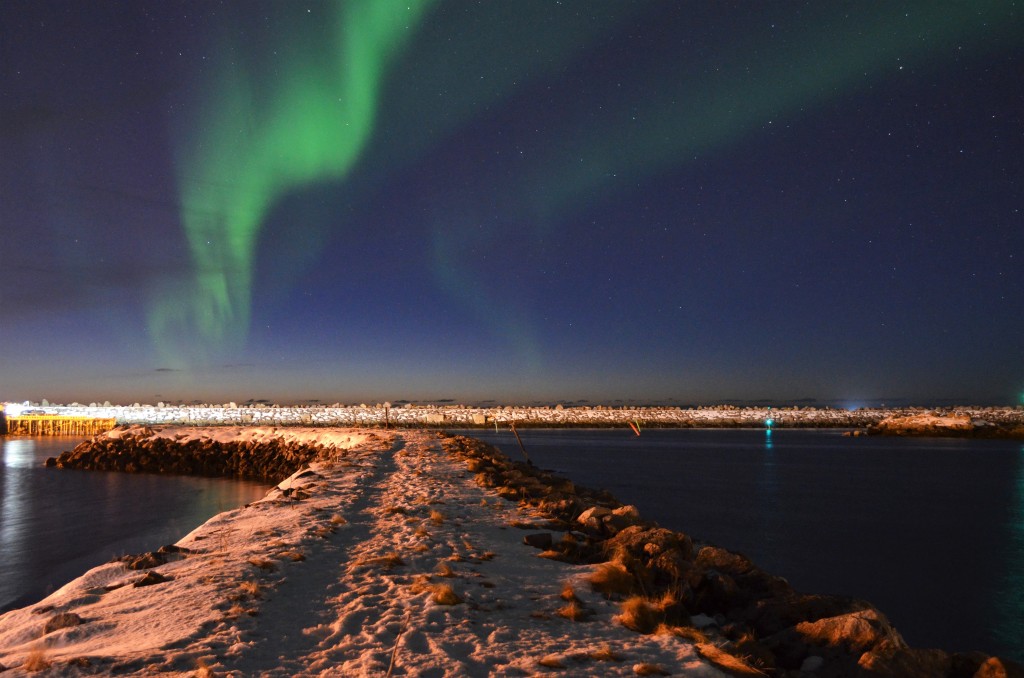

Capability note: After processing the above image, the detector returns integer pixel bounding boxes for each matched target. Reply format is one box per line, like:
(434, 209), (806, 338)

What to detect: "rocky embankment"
(446, 434), (1024, 677)
(869, 413), (1024, 439)
(49, 426), (335, 483)
(16, 402), (1024, 431)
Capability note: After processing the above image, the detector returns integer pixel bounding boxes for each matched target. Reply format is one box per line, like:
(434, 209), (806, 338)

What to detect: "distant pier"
(3, 415), (116, 436)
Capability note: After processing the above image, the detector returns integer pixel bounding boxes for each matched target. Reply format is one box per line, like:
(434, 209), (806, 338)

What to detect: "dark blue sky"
(1, 1), (1021, 406)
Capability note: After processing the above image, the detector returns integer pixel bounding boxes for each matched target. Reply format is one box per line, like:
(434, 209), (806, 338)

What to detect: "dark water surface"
(0, 436), (269, 613)
(453, 428), (1024, 662)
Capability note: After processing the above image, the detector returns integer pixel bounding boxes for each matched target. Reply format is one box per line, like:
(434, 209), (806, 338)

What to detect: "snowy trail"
(0, 429), (723, 677)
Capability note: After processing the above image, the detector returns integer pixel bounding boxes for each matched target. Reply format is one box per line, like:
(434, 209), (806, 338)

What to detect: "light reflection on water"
(996, 446), (1024, 653)
(0, 436), (269, 612)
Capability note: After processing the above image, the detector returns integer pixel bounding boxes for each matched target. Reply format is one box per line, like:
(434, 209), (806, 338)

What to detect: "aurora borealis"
(1, 1), (1021, 405)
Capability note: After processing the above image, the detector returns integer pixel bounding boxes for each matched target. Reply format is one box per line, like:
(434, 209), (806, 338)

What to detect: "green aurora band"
(149, 0), (433, 365)
(149, 1), (1018, 370)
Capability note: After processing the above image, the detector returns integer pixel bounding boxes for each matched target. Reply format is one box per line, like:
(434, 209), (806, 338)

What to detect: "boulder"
(577, 506), (612, 530)
(44, 612), (84, 634)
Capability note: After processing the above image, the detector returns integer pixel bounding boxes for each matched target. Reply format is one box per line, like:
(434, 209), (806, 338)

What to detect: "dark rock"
(794, 608), (903, 655)
(157, 544), (193, 555)
(44, 457), (57, 467)
(746, 593), (871, 637)
(607, 526), (694, 562)
(44, 612), (84, 634)
(857, 646), (954, 677)
(971, 655), (1024, 678)
(118, 552), (167, 570)
(133, 571), (171, 587)
(522, 532), (553, 550)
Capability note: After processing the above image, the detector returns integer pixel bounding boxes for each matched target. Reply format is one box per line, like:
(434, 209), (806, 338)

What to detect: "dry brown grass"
(555, 600), (590, 621)
(329, 514), (348, 526)
(414, 524), (430, 538)
(560, 583), (580, 602)
(695, 644), (767, 676)
(431, 583), (463, 605)
(225, 603), (247, 618)
(196, 659), (216, 677)
(247, 557), (276, 572)
(436, 562), (456, 578)
(479, 551), (497, 561)
(429, 510), (445, 525)
(278, 550), (305, 562)
(617, 596), (663, 634)
(633, 663), (670, 676)
(590, 644), (625, 662)
(589, 561), (635, 597)
(409, 574), (433, 594)
(385, 506), (408, 515)
(657, 624), (708, 643)
(23, 648), (50, 672)
(311, 526), (334, 539)
(238, 580), (263, 598)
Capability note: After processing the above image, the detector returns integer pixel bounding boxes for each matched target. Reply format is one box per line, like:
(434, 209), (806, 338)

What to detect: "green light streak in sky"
(526, 1), (1020, 217)
(149, 1), (432, 364)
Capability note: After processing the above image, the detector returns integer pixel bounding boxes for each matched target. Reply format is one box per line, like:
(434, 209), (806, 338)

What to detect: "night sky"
(1, 1), (1021, 407)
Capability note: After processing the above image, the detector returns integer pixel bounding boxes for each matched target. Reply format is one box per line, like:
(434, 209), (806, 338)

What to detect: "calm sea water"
(453, 428), (1024, 662)
(0, 436), (269, 613)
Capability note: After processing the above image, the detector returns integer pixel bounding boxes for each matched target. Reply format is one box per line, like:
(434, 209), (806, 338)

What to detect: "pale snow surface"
(0, 429), (725, 676)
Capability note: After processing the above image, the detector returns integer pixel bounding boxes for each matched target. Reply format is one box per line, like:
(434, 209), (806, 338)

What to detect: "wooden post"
(509, 422), (533, 466)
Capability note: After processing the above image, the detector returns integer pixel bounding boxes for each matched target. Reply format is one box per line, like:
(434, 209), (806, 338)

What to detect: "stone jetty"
(8, 402), (1024, 431)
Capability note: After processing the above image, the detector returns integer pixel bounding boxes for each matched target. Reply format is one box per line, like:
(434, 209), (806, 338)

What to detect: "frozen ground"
(0, 429), (726, 676)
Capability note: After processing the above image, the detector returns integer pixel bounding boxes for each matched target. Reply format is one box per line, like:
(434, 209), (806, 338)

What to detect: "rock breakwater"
(869, 412), (1024, 439)
(51, 426), (333, 483)
(13, 402), (1024, 431)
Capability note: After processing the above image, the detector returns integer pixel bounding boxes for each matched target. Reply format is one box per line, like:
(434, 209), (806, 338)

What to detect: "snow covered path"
(0, 430), (723, 676)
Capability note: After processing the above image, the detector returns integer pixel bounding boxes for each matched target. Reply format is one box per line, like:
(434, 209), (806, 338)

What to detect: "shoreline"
(1, 427), (1021, 675)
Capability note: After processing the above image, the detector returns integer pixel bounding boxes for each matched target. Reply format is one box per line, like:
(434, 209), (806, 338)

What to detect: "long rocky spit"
(2, 425), (1018, 676)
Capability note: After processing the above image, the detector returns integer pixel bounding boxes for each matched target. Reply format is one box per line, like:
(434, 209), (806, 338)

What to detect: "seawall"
(9, 403), (1024, 430)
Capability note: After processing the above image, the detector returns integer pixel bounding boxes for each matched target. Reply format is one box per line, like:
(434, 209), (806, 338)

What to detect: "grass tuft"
(247, 557), (276, 572)
(23, 648), (50, 672)
(695, 643), (767, 676)
(429, 510), (445, 525)
(329, 514), (348, 526)
(431, 583), (463, 605)
(590, 644), (624, 662)
(617, 596), (663, 634)
(238, 580), (263, 598)
(589, 561), (635, 597)
(633, 662), (670, 676)
(409, 574), (433, 594)
(555, 600), (590, 621)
